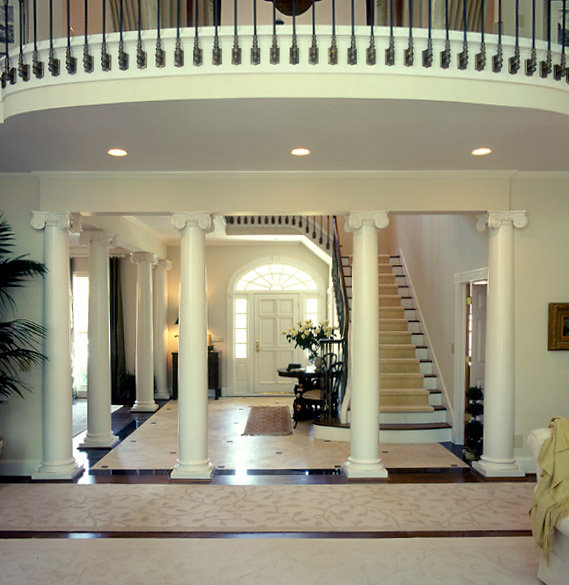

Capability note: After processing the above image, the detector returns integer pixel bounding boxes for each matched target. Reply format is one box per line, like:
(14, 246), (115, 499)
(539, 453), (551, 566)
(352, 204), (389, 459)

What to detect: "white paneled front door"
(254, 294), (301, 393)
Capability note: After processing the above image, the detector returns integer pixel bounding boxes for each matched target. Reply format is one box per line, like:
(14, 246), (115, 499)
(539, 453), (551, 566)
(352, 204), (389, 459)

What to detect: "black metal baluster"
(292, 215), (296, 226)
(348, 0), (357, 65)
(440, 0), (450, 68)
(305, 217), (310, 234)
(48, 0), (60, 76)
(32, 0), (43, 78)
(101, 0), (111, 70)
(118, 0), (129, 69)
(270, 0), (279, 64)
(251, 0), (260, 64)
(422, 0), (433, 67)
(326, 216), (330, 249)
(309, 0), (318, 64)
(367, 0), (376, 65)
(213, 0), (222, 64)
(475, 0), (486, 71)
(271, 216), (275, 225)
(65, 0), (77, 73)
(386, 0), (395, 65)
(232, 0), (242, 64)
(404, 0), (413, 66)
(194, 0), (202, 65)
(18, 0), (29, 81)
(277, 216), (282, 224)
(2, 0), (15, 86)
(265, 215), (269, 224)
(285, 216), (289, 224)
(458, 0), (468, 69)
(509, 0), (520, 73)
(319, 216), (323, 245)
(136, 0), (147, 68)
(525, 0), (536, 75)
(175, 0), (184, 66)
(244, 216), (248, 225)
(237, 216), (241, 225)
(298, 216), (303, 228)
(554, 0), (567, 80)
(83, 0), (94, 72)
(290, 0), (299, 64)
(312, 218), (316, 239)
(329, 0), (337, 64)
(492, 0), (503, 72)
(540, 0), (552, 77)
(156, 0), (165, 66)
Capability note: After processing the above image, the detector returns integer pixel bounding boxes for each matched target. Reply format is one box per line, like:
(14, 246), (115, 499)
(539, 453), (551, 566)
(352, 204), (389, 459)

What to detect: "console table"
(171, 351), (222, 400)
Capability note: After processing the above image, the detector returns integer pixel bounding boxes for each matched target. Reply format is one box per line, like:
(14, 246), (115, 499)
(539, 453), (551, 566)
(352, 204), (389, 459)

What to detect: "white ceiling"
(1, 97), (568, 173)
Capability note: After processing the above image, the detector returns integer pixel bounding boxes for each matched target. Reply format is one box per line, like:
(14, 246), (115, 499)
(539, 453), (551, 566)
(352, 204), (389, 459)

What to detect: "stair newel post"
(473, 211), (527, 478)
(343, 211), (389, 479)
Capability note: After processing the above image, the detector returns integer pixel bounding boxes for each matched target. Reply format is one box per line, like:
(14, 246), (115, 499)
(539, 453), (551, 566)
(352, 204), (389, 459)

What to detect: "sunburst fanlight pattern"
(235, 264), (317, 291)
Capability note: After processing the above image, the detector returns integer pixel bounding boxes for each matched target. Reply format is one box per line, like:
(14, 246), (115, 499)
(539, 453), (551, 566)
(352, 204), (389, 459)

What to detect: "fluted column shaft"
(473, 210), (528, 478)
(171, 212), (214, 480)
(344, 211), (389, 479)
(153, 259), (172, 400)
(131, 252), (158, 413)
(79, 231), (118, 448)
(31, 212), (83, 480)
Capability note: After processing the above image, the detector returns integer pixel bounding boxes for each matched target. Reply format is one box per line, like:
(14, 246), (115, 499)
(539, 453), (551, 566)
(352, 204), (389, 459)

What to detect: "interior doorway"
(452, 268), (488, 445)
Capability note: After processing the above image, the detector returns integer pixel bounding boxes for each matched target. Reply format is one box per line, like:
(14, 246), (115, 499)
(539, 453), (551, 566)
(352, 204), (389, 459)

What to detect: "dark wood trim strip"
(0, 530), (532, 540)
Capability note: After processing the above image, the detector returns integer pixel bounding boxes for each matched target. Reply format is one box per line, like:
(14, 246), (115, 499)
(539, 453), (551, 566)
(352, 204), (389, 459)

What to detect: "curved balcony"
(1, 1), (568, 121)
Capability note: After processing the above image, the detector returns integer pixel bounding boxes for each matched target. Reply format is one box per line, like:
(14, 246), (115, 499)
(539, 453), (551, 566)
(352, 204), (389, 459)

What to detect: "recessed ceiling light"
(291, 147), (311, 157)
(471, 147), (492, 156)
(107, 148), (128, 157)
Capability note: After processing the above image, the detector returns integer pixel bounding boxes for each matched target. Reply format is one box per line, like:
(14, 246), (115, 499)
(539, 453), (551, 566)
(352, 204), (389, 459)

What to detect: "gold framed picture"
(548, 303), (569, 350)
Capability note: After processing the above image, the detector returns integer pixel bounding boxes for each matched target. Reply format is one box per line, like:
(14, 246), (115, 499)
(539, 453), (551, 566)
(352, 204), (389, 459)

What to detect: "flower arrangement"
(282, 319), (336, 362)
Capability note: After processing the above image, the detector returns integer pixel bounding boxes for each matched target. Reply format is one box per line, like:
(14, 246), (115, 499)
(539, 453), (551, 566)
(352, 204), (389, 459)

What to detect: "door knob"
(256, 340), (260, 352)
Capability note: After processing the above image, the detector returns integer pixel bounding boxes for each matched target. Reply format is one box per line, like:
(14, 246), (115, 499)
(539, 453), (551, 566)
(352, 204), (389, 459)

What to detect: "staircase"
(340, 253), (452, 443)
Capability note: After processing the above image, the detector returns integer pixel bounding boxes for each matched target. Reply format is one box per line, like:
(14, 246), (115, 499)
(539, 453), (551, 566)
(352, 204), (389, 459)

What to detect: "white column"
(130, 252), (158, 413)
(170, 212), (214, 480)
(153, 259), (172, 400)
(79, 231), (119, 448)
(343, 211), (389, 479)
(30, 212), (83, 481)
(473, 210), (528, 478)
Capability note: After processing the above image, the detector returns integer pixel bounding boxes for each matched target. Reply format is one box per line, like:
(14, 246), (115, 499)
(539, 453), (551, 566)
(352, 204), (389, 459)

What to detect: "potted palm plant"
(0, 213), (47, 454)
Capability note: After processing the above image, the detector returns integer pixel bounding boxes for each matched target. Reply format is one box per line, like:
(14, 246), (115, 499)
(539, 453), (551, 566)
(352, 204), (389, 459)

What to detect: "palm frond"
(0, 215), (15, 257)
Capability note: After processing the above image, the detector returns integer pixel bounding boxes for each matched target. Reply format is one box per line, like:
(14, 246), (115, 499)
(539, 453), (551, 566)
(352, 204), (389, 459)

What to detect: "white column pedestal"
(170, 212), (214, 480)
(79, 231), (119, 449)
(153, 259), (172, 400)
(343, 212), (389, 480)
(131, 252), (158, 413)
(31, 212), (83, 481)
(473, 211), (528, 478)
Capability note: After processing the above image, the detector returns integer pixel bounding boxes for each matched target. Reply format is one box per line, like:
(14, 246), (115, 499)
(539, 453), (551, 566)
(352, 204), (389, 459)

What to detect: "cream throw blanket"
(529, 416), (569, 562)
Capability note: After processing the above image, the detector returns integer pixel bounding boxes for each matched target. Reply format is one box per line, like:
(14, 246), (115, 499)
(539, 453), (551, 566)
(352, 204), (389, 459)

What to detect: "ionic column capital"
(31, 211), (71, 231)
(130, 252), (156, 265)
(154, 258), (173, 271)
(477, 211), (528, 232)
(172, 212), (214, 233)
(345, 211), (390, 233)
(79, 230), (114, 247)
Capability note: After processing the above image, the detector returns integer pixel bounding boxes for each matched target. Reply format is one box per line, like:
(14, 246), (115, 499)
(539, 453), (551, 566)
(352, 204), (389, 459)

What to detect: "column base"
(344, 456), (388, 479)
(79, 432), (119, 449)
(131, 401), (159, 413)
(170, 459), (213, 480)
(472, 457), (526, 478)
(31, 460), (84, 481)
(154, 391), (171, 400)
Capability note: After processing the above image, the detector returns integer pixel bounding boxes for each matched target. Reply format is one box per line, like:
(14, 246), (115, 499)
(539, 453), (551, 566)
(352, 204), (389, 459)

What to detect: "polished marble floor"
(87, 397), (468, 478)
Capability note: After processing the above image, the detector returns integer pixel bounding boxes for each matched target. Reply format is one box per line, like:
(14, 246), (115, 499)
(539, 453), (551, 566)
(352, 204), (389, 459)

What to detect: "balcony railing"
(1, 1), (568, 88)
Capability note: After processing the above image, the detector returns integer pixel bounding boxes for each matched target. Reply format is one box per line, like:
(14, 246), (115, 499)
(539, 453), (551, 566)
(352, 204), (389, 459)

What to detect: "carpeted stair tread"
(379, 421), (450, 430)
(381, 387), (430, 395)
(380, 405), (435, 413)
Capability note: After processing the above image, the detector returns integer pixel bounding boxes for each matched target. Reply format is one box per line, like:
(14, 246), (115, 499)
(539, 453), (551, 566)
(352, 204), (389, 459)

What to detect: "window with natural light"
(305, 298), (318, 324)
(234, 298), (248, 359)
(235, 264), (317, 291)
(71, 276), (89, 397)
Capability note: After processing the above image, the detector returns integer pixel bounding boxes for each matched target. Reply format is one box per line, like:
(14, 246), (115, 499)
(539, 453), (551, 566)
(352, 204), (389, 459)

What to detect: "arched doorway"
(228, 258), (328, 395)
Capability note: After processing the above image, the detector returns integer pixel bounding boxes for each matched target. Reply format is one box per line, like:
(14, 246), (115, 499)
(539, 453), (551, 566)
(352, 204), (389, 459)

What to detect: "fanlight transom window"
(235, 264), (317, 291)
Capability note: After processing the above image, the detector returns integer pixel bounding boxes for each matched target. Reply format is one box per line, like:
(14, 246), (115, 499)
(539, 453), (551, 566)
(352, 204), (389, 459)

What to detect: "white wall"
(383, 213), (489, 414)
(0, 175), (44, 475)
(511, 176), (569, 458)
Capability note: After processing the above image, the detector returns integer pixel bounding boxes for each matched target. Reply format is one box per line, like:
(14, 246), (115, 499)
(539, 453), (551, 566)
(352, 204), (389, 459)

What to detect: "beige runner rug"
(242, 406), (293, 436)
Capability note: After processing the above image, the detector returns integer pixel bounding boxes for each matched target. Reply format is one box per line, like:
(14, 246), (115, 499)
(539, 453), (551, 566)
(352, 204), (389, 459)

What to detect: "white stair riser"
(380, 410), (448, 424)
(420, 362), (434, 375)
(415, 347), (428, 359)
(411, 333), (425, 345)
(314, 424), (452, 444)
(428, 392), (443, 406)
(408, 321), (421, 334)
(404, 309), (417, 320)
(424, 377), (438, 390)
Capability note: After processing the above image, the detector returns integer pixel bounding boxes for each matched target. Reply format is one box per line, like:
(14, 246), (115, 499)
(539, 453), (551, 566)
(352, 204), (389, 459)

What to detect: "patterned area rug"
(242, 406), (293, 436)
